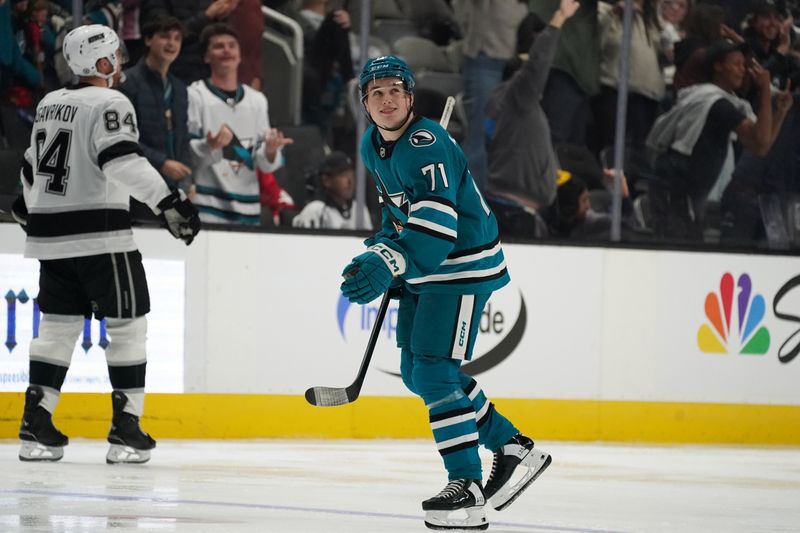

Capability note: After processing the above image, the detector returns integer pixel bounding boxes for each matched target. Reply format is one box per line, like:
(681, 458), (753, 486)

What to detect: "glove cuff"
(367, 242), (406, 276)
(156, 189), (187, 213)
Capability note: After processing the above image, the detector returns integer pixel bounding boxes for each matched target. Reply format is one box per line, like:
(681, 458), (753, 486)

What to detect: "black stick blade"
(305, 386), (351, 407)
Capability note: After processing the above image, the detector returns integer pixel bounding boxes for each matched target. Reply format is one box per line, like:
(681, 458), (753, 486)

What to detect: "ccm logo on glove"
(368, 243), (406, 276)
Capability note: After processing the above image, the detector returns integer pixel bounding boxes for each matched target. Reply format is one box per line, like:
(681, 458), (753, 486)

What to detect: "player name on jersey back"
(34, 103), (79, 124)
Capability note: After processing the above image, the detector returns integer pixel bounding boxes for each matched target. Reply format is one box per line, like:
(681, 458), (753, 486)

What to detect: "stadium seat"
(393, 35), (456, 73)
(372, 18), (419, 47)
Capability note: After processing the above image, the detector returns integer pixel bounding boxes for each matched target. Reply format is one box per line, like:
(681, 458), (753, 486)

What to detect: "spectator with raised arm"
(485, 0), (580, 238)
(531, 0), (600, 147)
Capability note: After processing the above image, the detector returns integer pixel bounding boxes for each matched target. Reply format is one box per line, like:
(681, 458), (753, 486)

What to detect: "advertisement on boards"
(1, 253), (185, 392)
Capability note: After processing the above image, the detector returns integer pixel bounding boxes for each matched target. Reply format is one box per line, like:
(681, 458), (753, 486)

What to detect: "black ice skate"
(422, 479), (488, 531)
(484, 433), (551, 511)
(106, 391), (156, 464)
(19, 386), (69, 462)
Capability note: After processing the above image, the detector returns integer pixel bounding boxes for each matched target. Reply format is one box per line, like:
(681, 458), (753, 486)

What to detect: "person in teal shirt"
(339, 55), (552, 531)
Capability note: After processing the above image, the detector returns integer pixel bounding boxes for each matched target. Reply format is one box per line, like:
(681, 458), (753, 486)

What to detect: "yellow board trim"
(2, 393), (799, 444)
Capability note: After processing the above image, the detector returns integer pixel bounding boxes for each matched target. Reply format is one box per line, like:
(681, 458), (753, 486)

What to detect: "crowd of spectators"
(1, 0), (799, 250)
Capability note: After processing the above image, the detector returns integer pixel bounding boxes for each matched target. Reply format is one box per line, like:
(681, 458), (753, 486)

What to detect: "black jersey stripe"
(439, 439), (480, 456)
(447, 235), (501, 260)
(98, 141), (143, 169)
(22, 159), (34, 186)
(27, 209), (132, 238)
(405, 222), (457, 243)
(429, 406), (474, 424)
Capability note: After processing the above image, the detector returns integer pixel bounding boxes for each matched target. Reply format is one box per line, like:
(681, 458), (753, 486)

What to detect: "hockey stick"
(304, 96), (456, 407)
(305, 289), (391, 406)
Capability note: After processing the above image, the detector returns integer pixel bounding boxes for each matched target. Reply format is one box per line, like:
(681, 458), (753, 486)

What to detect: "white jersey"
(187, 81), (283, 225)
(20, 84), (171, 260)
(292, 199), (373, 230)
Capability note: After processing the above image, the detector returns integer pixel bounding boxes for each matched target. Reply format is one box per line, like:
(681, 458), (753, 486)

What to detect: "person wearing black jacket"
(139, 0), (239, 83)
(121, 16), (192, 193)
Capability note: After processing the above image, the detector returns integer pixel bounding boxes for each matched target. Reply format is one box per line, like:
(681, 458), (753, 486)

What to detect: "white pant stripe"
(123, 251), (137, 317)
(451, 295), (475, 360)
(468, 385), (482, 402)
(436, 432), (480, 451)
(475, 400), (490, 422)
(430, 412), (476, 431)
(110, 253), (122, 317)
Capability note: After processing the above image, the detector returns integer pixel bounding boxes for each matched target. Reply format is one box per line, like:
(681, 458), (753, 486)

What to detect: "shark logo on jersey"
(387, 191), (408, 213)
(376, 173), (410, 222)
(410, 129), (436, 147)
(221, 131), (257, 174)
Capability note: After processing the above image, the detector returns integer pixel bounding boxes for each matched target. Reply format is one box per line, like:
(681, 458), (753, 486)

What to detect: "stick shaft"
(348, 289), (392, 394)
(440, 96), (455, 128)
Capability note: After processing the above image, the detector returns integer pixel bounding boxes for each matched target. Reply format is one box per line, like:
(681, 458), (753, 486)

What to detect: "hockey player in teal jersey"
(340, 55), (552, 530)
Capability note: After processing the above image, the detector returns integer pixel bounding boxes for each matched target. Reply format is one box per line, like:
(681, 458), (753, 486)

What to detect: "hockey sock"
(29, 361), (68, 413)
(460, 376), (518, 453)
(415, 355), (482, 481)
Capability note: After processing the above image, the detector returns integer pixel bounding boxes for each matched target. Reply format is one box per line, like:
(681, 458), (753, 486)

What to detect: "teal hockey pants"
(396, 291), (518, 481)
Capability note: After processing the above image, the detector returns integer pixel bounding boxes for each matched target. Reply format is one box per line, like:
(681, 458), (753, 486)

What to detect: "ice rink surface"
(0, 439), (798, 533)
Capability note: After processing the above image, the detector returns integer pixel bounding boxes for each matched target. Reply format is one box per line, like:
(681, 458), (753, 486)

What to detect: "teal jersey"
(360, 116), (510, 295)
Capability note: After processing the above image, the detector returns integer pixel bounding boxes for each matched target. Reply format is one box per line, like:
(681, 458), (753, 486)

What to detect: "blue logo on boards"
(4, 289), (108, 354)
(336, 291), (528, 376)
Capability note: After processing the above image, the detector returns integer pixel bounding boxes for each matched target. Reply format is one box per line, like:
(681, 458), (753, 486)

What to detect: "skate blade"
(424, 506), (488, 530)
(19, 440), (64, 462)
(490, 450), (552, 511)
(106, 444), (151, 464)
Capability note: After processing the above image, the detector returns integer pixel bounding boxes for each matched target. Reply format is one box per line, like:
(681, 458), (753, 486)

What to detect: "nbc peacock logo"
(697, 273), (770, 355)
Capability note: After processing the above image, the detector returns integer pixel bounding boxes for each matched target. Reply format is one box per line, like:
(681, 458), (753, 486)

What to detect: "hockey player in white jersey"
(11, 24), (201, 464)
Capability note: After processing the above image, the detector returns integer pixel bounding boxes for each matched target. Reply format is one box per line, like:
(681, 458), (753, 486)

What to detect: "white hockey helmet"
(63, 24), (121, 79)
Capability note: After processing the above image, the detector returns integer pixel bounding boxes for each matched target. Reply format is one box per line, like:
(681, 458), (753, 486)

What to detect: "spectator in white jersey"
(187, 22), (293, 226)
(292, 151), (373, 230)
(11, 24), (200, 464)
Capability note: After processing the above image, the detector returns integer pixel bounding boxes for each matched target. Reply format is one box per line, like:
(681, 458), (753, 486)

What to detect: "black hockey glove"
(11, 194), (28, 233)
(157, 189), (201, 245)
